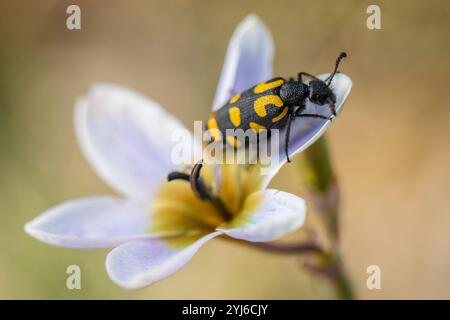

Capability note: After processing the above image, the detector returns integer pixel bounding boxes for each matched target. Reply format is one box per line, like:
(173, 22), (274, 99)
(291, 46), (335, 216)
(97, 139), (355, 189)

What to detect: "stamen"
(190, 161), (234, 221)
(167, 172), (190, 182)
(167, 162), (234, 221)
(190, 161), (210, 200)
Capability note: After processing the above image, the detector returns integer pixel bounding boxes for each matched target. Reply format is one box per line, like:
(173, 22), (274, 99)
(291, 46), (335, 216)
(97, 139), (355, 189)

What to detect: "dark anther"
(166, 161), (233, 221)
(167, 162), (211, 200)
(167, 172), (190, 182)
(166, 162), (211, 200)
(190, 160), (210, 200)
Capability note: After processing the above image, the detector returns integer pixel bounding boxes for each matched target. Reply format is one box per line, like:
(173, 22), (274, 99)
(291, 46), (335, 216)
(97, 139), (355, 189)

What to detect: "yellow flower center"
(149, 163), (263, 236)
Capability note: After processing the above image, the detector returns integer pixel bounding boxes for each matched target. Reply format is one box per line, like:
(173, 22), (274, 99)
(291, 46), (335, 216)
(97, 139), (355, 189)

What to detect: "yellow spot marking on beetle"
(228, 107), (241, 127)
(226, 135), (242, 148)
(207, 116), (222, 141)
(272, 106), (289, 123)
(229, 93), (241, 104)
(254, 79), (285, 94)
(207, 114), (218, 129)
(249, 122), (266, 133)
(253, 95), (284, 117)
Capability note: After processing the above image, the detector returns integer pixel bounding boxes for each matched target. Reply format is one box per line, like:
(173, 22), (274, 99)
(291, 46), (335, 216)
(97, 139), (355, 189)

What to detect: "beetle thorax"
(279, 81), (309, 106)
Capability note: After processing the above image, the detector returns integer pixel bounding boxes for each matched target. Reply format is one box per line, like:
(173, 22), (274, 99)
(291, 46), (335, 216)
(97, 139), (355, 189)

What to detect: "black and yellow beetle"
(207, 52), (347, 162)
(168, 52), (347, 201)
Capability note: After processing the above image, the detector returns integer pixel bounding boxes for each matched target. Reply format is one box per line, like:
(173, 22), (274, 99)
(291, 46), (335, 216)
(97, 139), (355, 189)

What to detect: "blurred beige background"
(1, 0), (450, 299)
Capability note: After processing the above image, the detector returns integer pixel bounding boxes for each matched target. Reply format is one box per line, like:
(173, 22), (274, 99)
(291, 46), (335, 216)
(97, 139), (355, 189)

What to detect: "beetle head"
(309, 52), (347, 115)
(308, 79), (336, 106)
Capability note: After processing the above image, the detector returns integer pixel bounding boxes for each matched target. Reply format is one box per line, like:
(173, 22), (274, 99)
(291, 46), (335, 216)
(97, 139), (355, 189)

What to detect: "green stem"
(332, 257), (354, 300)
(297, 135), (354, 300)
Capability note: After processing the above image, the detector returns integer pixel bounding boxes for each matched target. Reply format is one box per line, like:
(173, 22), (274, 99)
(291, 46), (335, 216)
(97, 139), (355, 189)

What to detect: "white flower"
(24, 14), (352, 289)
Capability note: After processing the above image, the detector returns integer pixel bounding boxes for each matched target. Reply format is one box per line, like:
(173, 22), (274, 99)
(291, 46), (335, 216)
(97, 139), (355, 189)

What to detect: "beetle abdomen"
(207, 77), (289, 146)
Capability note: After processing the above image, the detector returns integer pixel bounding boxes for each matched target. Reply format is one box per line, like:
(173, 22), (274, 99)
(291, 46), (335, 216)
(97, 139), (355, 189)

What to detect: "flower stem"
(221, 236), (324, 255)
(226, 236), (353, 299)
(248, 240), (324, 255)
(330, 257), (354, 300)
(297, 135), (354, 300)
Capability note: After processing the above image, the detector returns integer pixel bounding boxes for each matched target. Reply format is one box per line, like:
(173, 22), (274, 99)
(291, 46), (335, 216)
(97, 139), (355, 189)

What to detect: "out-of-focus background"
(1, 0), (449, 299)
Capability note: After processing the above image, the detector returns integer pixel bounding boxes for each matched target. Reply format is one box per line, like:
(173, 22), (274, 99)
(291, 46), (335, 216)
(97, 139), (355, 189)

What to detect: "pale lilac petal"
(217, 189), (306, 242)
(106, 231), (221, 289)
(212, 14), (274, 111)
(263, 73), (352, 186)
(25, 197), (153, 248)
(283, 73), (352, 158)
(75, 84), (200, 200)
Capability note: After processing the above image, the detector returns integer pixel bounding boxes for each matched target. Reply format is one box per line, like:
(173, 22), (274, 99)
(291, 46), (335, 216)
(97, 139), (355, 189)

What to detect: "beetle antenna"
(326, 52), (347, 86)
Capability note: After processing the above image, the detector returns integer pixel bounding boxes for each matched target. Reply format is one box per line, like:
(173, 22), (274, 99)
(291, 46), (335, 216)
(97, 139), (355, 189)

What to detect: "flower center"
(149, 163), (263, 235)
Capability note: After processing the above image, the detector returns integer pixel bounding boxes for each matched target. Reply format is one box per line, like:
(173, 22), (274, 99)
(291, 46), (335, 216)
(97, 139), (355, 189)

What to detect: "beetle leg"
(294, 105), (306, 115)
(296, 113), (334, 121)
(298, 72), (320, 82)
(284, 105), (307, 163)
(327, 98), (337, 116)
(284, 111), (294, 163)
(294, 100), (335, 120)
